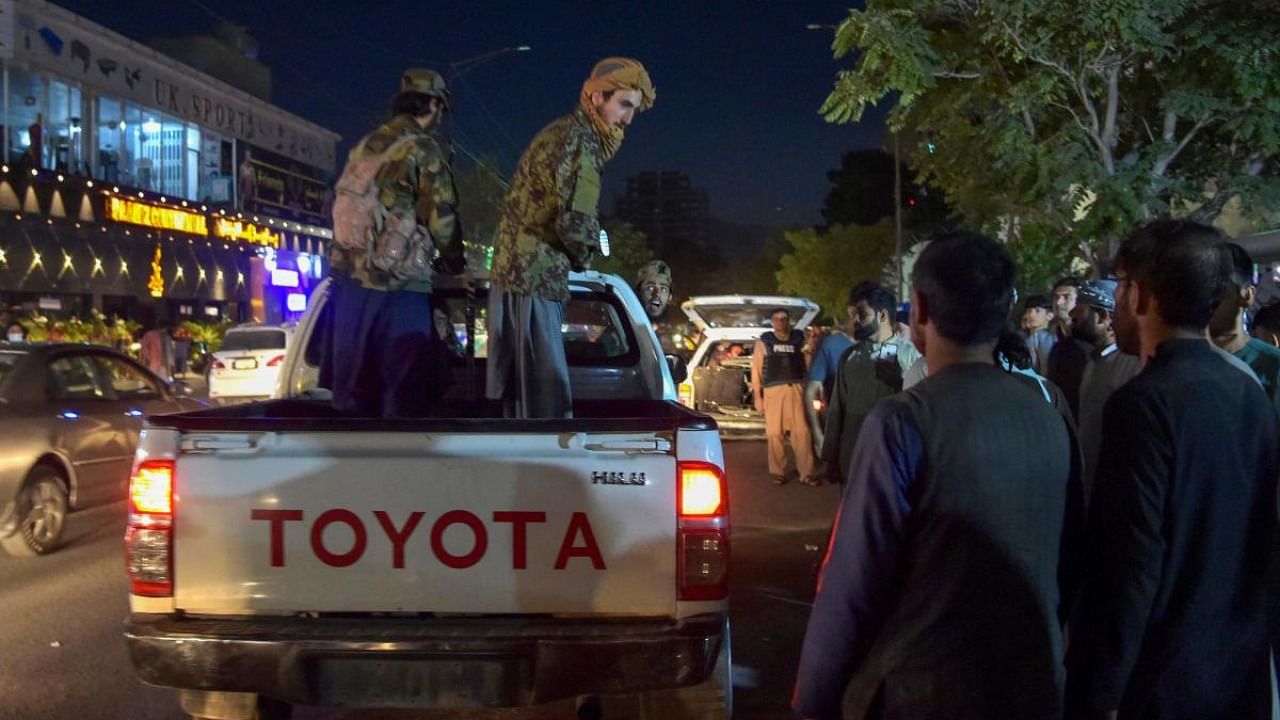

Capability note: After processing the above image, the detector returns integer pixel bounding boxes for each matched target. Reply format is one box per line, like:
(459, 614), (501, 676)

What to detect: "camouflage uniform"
(320, 69), (462, 418)
(329, 114), (464, 293)
(489, 107), (604, 301)
(486, 108), (607, 418)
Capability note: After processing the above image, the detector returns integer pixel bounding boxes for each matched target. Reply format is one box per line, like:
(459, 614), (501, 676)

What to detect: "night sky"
(52, 0), (887, 229)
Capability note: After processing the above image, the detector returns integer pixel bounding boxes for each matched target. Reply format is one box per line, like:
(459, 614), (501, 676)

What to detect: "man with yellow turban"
(487, 58), (656, 418)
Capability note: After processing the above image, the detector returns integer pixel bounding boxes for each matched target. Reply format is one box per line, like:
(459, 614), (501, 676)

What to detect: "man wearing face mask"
(6, 323), (24, 343)
(819, 281), (921, 484)
(487, 58), (656, 418)
(634, 259), (672, 320)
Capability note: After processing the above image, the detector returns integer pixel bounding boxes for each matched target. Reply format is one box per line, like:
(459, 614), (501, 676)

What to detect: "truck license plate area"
(310, 655), (519, 707)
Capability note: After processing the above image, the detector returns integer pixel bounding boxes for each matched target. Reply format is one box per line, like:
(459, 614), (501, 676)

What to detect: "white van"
(677, 295), (820, 437)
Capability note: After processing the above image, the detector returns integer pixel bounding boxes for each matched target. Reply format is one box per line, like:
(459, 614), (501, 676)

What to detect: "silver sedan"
(0, 343), (204, 556)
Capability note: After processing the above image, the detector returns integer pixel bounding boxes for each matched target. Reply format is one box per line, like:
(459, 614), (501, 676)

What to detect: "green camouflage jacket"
(329, 114), (464, 292)
(490, 108), (603, 301)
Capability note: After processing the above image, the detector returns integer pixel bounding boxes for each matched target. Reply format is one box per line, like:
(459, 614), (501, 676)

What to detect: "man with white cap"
(487, 58), (656, 418)
(1071, 279), (1141, 497)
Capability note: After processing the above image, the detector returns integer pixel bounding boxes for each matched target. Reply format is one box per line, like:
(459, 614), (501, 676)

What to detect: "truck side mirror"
(666, 354), (687, 384)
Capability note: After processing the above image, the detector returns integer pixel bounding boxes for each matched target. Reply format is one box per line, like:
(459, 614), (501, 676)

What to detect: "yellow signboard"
(106, 197), (209, 236)
(214, 219), (280, 247)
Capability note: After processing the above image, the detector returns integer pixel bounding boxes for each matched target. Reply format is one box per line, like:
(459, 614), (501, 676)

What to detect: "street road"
(0, 441), (839, 720)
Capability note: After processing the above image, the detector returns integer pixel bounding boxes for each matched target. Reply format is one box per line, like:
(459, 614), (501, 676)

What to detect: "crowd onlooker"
(792, 219), (1280, 720)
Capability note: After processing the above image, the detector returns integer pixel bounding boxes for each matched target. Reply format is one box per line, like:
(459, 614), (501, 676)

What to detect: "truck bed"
(152, 397), (718, 433)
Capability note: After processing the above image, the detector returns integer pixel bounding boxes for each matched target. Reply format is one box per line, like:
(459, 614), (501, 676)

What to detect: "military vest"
(760, 330), (806, 387)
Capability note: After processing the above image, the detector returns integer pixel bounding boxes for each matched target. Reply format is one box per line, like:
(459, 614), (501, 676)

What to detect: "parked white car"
(207, 324), (294, 405)
(677, 295), (820, 438)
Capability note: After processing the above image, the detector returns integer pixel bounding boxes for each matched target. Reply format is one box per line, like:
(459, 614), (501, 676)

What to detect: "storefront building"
(0, 0), (339, 327)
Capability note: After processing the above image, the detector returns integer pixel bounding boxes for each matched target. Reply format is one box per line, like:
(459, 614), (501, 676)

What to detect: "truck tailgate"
(171, 430), (677, 616)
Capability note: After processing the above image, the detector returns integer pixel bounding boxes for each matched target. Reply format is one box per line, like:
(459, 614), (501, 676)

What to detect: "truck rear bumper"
(125, 612), (726, 708)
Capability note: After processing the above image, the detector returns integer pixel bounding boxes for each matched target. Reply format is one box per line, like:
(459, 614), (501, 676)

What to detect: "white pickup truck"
(123, 271), (731, 720)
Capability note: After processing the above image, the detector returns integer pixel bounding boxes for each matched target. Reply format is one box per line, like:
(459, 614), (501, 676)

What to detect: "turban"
(582, 57), (656, 110)
(579, 57), (655, 160)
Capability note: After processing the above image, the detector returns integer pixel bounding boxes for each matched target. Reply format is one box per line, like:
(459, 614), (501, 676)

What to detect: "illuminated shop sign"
(286, 293), (307, 312)
(106, 197), (209, 236)
(270, 268), (300, 288)
(214, 218), (280, 247)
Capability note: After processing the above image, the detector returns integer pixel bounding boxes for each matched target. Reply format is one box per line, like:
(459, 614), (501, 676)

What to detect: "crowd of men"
(779, 223), (1280, 720)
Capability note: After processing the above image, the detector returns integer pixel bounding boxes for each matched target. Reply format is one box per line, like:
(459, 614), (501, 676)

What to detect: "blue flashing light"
(58, 410), (80, 420)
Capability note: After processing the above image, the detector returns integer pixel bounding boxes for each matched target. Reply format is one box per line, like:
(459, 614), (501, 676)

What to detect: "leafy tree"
(593, 219), (655, 283)
(727, 229), (789, 296)
(822, 148), (951, 233)
(776, 221), (897, 323)
(819, 0), (1280, 270)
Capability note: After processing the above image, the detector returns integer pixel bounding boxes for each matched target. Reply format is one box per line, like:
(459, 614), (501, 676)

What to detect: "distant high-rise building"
(613, 171), (710, 256)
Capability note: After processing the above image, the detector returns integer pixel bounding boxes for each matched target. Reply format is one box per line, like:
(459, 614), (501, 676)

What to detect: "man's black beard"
(1071, 322), (1104, 347)
(853, 322), (878, 341)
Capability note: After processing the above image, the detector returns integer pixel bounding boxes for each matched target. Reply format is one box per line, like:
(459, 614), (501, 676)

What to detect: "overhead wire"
(179, 0), (516, 215)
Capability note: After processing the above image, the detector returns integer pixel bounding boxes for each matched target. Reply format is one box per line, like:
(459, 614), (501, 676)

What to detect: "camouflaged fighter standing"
(487, 57), (656, 418)
(319, 68), (466, 418)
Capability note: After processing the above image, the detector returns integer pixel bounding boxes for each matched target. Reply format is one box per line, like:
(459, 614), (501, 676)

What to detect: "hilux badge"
(591, 470), (648, 486)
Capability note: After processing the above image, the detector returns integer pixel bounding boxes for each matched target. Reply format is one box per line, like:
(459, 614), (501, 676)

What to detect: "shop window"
(121, 102), (144, 188)
(186, 126), (200, 200)
(96, 97), (124, 183)
(199, 132), (232, 202)
(7, 66), (45, 167)
(46, 81), (83, 173)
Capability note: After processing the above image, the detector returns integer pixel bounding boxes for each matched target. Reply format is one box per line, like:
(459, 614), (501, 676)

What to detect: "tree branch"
(1245, 152), (1265, 177)
(933, 71), (982, 79)
(1002, 22), (1075, 81)
(1153, 114), (1217, 177)
(1162, 111), (1176, 143)
(1023, 109), (1037, 140)
(1101, 66), (1119, 152)
(1050, 99), (1109, 166)
(1188, 190), (1231, 224)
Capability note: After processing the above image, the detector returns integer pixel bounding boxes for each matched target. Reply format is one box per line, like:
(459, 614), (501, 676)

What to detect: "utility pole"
(893, 131), (903, 301)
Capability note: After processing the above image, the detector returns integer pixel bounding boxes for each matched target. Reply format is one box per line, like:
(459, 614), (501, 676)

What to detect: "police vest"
(760, 330), (806, 387)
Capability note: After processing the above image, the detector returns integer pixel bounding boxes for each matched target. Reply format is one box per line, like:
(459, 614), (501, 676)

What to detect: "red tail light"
(678, 461), (729, 601)
(210, 358), (226, 370)
(266, 354), (286, 367)
(126, 459), (174, 597)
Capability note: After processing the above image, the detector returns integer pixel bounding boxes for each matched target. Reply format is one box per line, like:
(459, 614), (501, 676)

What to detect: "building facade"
(0, 0), (339, 328)
(613, 171), (710, 256)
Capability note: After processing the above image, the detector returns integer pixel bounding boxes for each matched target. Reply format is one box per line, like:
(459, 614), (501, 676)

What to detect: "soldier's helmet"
(400, 68), (451, 108)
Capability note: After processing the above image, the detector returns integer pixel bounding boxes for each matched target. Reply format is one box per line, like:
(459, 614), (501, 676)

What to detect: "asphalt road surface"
(0, 440), (839, 720)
